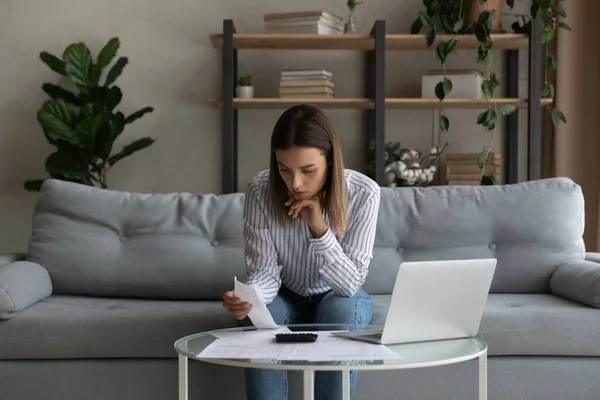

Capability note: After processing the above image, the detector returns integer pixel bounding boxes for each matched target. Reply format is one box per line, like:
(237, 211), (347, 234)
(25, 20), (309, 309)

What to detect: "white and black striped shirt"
(243, 169), (381, 305)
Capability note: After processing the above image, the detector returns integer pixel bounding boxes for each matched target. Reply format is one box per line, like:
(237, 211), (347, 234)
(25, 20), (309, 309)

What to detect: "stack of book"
(445, 152), (503, 185)
(279, 69), (335, 99)
(263, 10), (345, 35)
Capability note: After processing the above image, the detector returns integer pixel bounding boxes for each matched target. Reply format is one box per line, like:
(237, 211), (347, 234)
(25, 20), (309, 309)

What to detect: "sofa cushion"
(371, 293), (600, 356)
(1, 293), (597, 360)
(364, 177), (585, 295)
(26, 179), (246, 300)
(0, 295), (238, 360)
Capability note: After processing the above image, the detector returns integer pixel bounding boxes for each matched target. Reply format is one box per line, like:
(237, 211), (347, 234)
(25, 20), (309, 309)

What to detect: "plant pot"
(466, 0), (504, 32)
(236, 86), (254, 98)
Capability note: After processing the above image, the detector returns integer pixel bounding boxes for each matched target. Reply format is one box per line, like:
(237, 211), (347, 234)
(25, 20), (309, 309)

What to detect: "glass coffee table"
(174, 323), (488, 400)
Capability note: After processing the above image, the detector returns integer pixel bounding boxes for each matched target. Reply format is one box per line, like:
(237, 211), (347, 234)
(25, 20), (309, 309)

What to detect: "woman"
(222, 104), (380, 400)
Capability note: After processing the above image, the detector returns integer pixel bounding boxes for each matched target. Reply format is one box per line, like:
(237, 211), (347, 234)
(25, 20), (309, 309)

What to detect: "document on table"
(234, 277), (279, 329)
(284, 331), (403, 362)
(197, 330), (403, 362)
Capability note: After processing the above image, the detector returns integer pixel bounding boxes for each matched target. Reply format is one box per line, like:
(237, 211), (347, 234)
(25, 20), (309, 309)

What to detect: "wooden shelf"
(386, 98), (553, 109)
(209, 98), (552, 110)
(209, 33), (529, 51)
(209, 98), (374, 109)
(210, 34), (373, 50)
(386, 34), (529, 50)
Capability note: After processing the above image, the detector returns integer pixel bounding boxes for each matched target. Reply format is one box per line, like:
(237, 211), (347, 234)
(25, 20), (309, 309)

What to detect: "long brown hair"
(268, 104), (348, 234)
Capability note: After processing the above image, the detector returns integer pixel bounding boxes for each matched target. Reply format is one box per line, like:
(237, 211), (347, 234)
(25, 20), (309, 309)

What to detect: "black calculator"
(275, 333), (318, 343)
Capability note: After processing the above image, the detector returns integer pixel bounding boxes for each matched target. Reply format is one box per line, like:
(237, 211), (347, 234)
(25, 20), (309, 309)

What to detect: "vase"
(466, 0), (504, 32)
(344, 12), (357, 34)
(235, 86), (254, 98)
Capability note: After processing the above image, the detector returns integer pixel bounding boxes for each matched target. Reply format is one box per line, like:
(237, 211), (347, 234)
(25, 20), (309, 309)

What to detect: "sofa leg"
(179, 354), (188, 400)
(479, 350), (488, 400)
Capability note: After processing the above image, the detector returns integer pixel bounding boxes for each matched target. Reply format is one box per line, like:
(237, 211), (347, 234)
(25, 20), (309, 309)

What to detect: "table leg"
(342, 370), (351, 400)
(179, 354), (188, 400)
(303, 370), (314, 400)
(479, 350), (488, 400)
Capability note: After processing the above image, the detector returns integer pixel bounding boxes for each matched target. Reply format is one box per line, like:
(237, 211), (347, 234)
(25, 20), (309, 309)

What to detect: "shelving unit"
(210, 19), (546, 193)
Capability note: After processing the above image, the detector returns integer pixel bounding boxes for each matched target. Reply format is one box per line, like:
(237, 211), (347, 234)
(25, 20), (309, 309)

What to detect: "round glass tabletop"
(174, 324), (487, 371)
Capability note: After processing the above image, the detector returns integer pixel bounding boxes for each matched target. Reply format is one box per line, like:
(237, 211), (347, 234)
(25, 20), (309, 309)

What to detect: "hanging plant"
(507, 0), (569, 127)
(412, 0), (568, 185)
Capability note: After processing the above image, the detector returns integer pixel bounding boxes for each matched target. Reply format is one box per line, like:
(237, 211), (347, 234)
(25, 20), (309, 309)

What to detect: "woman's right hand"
(222, 290), (253, 320)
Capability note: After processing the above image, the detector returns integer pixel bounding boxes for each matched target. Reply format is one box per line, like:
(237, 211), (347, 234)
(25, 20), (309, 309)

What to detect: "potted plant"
(24, 37), (155, 191)
(236, 75), (254, 98)
(411, 0), (568, 185)
(368, 141), (447, 187)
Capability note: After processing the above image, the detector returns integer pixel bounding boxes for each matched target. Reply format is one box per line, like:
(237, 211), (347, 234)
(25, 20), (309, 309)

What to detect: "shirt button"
(489, 243), (496, 250)
(120, 236), (127, 243)
(211, 240), (219, 247)
(397, 247), (404, 254)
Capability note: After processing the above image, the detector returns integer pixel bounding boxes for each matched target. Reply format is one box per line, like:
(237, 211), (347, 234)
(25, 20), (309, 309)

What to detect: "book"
(279, 86), (334, 95)
(447, 180), (482, 186)
(264, 22), (343, 35)
(263, 10), (343, 23)
(281, 69), (333, 77)
(446, 152), (502, 162)
(279, 93), (334, 98)
(446, 173), (500, 181)
(279, 79), (335, 88)
(445, 164), (500, 174)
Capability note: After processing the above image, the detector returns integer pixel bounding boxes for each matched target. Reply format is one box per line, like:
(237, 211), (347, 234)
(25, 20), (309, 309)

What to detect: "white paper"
(197, 338), (297, 360)
(285, 331), (403, 361)
(234, 277), (279, 329)
(210, 326), (291, 341)
(197, 330), (403, 362)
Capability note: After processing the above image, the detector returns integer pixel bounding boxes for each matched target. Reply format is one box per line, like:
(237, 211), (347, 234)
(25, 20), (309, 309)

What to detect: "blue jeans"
(241, 286), (373, 400)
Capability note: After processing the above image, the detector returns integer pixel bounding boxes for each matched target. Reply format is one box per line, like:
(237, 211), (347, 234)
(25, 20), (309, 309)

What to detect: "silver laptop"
(331, 258), (497, 345)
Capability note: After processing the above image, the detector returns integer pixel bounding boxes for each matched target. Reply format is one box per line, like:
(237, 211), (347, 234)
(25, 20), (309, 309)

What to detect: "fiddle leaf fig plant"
(24, 37), (155, 191)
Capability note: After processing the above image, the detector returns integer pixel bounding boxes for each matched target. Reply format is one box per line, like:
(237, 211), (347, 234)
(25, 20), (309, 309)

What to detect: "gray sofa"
(1, 177), (599, 400)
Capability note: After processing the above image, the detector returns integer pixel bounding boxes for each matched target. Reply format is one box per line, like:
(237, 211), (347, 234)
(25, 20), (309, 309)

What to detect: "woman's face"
(275, 146), (328, 200)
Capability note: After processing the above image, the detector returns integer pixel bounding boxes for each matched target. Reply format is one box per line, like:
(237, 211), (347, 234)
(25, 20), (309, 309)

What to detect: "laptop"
(331, 258), (497, 345)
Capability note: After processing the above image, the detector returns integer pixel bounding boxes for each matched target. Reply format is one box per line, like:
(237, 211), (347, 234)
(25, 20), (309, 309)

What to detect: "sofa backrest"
(363, 177), (585, 295)
(27, 177), (585, 300)
(27, 180), (247, 300)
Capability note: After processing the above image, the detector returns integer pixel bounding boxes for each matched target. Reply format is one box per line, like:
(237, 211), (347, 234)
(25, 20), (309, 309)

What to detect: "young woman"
(222, 104), (381, 400)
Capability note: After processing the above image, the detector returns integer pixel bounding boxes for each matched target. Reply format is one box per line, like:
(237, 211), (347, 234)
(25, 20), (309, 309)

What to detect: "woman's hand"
(285, 196), (329, 238)
(222, 290), (252, 320)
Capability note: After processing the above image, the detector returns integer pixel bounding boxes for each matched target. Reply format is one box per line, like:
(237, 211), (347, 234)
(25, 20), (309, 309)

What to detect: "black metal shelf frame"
(217, 19), (543, 193)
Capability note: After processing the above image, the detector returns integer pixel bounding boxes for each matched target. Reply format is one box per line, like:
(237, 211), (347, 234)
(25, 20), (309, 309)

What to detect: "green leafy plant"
(237, 75), (252, 86)
(507, 0), (569, 126)
(24, 37), (155, 191)
(412, 0), (567, 185)
(411, 0), (508, 185)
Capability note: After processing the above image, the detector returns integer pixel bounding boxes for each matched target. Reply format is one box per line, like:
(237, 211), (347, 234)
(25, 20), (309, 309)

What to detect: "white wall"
(0, 0), (530, 252)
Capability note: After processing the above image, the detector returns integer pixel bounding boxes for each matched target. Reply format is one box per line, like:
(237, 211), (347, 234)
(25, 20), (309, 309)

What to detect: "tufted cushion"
(362, 177), (585, 295)
(26, 180), (246, 300)
(26, 177), (585, 300)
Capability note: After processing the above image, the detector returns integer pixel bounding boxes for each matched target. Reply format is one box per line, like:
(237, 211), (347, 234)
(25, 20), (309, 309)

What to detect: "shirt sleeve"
(243, 185), (282, 305)
(308, 188), (380, 297)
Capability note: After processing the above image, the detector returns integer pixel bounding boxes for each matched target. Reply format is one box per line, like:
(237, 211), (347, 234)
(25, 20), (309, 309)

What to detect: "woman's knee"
(266, 295), (295, 325)
(315, 288), (373, 325)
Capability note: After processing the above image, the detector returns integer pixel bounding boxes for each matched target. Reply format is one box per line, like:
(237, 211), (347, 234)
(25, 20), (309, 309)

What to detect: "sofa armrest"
(550, 260), (600, 308)
(586, 252), (600, 264)
(0, 252), (26, 268)
(0, 261), (53, 320)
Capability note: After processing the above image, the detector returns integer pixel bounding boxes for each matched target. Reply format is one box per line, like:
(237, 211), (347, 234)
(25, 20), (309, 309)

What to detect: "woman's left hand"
(285, 196), (329, 237)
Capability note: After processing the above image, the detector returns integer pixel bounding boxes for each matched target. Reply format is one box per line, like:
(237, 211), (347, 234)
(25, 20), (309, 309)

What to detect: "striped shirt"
(243, 168), (381, 305)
